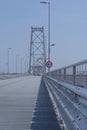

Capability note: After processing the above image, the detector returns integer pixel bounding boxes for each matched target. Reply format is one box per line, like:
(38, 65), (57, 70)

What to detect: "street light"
(50, 44), (56, 46)
(40, 1), (51, 73)
(21, 57), (23, 74)
(40, 1), (47, 4)
(16, 54), (19, 74)
(7, 48), (11, 74)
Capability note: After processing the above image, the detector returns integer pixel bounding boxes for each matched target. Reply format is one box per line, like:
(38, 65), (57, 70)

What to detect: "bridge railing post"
(64, 68), (66, 81)
(59, 69), (61, 81)
(73, 65), (76, 85)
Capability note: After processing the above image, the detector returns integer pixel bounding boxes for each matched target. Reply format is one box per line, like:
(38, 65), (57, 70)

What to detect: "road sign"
(46, 61), (53, 68)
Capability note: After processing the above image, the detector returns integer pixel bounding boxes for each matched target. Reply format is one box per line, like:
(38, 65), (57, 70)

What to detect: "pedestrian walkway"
(30, 78), (61, 130)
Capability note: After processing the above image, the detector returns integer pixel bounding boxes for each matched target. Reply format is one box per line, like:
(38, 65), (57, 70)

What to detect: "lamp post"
(21, 57), (23, 74)
(7, 48), (11, 74)
(40, 1), (51, 73)
(16, 54), (19, 74)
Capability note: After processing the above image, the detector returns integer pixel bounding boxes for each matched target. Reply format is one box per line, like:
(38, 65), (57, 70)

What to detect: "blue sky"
(0, 0), (87, 72)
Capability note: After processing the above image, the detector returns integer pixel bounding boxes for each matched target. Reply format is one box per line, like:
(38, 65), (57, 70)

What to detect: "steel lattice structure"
(29, 27), (46, 75)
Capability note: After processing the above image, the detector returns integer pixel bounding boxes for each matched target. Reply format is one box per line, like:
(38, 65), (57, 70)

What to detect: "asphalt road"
(0, 76), (41, 130)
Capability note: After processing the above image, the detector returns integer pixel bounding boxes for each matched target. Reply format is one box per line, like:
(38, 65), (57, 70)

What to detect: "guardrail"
(49, 59), (87, 88)
(44, 76), (87, 130)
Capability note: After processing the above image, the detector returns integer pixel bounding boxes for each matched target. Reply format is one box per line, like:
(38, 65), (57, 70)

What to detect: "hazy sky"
(0, 0), (87, 72)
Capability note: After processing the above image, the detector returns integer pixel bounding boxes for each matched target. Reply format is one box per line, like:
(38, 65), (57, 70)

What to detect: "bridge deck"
(0, 76), (61, 130)
(0, 76), (41, 130)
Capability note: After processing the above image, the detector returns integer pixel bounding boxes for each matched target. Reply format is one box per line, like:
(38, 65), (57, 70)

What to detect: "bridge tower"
(29, 27), (46, 75)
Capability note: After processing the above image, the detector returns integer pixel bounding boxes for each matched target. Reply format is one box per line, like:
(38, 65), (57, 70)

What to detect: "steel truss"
(29, 27), (46, 75)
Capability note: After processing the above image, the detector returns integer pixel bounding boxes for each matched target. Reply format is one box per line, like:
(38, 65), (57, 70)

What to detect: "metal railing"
(44, 76), (87, 130)
(49, 59), (87, 87)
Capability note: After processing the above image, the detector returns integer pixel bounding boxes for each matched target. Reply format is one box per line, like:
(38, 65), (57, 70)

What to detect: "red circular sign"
(46, 61), (53, 68)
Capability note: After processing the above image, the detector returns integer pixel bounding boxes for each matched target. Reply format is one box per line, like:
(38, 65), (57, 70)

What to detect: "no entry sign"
(46, 61), (53, 68)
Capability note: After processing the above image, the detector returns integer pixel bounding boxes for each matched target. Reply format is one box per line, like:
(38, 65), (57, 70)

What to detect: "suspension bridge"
(0, 27), (87, 130)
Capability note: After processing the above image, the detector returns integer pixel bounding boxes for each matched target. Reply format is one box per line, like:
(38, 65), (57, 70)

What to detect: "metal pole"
(29, 27), (32, 74)
(21, 58), (23, 74)
(48, 2), (50, 73)
(7, 48), (11, 74)
(16, 55), (19, 74)
(40, 1), (51, 73)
